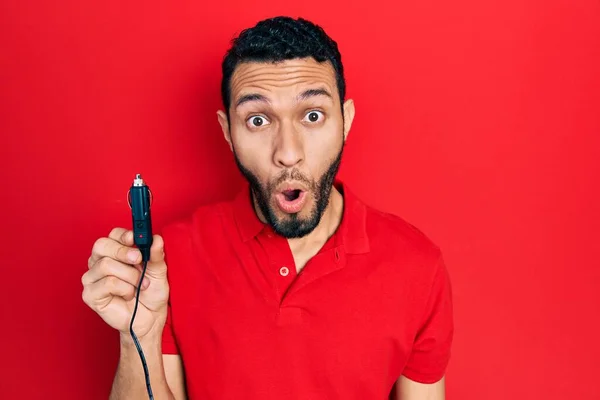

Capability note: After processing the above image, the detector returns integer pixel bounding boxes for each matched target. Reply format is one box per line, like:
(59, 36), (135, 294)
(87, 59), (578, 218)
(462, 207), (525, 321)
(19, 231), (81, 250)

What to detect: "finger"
(108, 227), (134, 247)
(83, 257), (150, 289)
(91, 236), (141, 265)
(132, 264), (148, 279)
(86, 275), (138, 303)
(139, 235), (167, 279)
(149, 234), (165, 264)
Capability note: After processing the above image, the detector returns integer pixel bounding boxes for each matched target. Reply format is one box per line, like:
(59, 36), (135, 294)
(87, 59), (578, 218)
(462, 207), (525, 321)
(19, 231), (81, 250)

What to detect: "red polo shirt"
(160, 181), (453, 399)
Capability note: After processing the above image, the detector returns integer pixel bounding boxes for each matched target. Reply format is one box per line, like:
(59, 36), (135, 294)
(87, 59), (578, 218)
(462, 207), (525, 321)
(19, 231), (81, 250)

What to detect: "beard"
(233, 144), (344, 239)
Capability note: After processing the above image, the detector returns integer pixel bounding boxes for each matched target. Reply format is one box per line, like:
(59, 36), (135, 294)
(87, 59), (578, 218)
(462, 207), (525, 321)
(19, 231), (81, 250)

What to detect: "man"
(82, 16), (453, 400)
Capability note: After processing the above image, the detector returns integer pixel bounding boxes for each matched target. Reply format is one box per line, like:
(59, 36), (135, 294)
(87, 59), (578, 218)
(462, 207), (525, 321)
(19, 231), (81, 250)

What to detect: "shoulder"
(159, 197), (239, 284)
(364, 202), (442, 263)
(160, 196), (236, 245)
(352, 193), (446, 291)
(351, 191), (451, 326)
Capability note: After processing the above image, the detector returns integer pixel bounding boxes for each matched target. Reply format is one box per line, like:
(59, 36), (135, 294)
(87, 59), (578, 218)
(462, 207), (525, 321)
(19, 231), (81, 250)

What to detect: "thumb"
(144, 234), (167, 278)
(149, 234), (165, 264)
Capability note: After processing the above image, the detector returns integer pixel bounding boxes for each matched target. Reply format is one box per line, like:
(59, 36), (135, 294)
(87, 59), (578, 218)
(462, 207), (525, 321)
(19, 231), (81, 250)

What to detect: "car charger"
(127, 173), (154, 399)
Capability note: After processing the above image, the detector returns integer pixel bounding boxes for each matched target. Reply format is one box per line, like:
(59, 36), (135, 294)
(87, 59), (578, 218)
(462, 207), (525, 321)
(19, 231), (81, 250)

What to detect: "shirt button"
(279, 266), (289, 277)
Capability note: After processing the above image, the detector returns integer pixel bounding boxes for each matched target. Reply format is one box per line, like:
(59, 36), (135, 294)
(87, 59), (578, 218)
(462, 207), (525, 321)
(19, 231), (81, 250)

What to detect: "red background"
(1, 0), (599, 398)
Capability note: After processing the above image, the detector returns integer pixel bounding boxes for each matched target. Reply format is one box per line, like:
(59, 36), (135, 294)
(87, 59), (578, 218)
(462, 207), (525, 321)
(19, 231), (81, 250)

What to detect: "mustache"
(267, 168), (314, 192)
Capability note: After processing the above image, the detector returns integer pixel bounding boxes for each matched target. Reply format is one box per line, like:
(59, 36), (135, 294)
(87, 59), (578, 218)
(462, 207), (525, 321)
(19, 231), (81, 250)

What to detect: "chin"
(268, 198), (321, 239)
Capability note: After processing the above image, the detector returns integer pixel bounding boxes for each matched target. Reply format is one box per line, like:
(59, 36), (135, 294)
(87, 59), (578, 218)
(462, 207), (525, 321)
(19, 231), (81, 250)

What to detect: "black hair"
(221, 16), (345, 117)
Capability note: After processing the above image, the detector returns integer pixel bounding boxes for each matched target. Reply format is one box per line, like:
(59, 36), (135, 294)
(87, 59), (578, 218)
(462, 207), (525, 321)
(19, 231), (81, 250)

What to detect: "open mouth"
(282, 189), (302, 201)
(275, 186), (308, 213)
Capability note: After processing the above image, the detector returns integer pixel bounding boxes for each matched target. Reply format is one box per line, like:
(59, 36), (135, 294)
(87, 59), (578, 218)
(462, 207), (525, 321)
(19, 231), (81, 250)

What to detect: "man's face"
(217, 57), (355, 238)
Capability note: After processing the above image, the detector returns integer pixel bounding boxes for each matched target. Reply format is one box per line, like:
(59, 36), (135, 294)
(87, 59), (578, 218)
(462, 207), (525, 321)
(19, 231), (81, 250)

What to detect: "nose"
(273, 120), (304, 168)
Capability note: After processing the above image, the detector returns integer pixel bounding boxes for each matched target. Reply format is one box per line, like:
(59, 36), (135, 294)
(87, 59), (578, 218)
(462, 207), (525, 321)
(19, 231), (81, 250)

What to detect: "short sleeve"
(160, 235), (180, 355)
(402, 254), (454, 383)
(161, 301), (179, 354)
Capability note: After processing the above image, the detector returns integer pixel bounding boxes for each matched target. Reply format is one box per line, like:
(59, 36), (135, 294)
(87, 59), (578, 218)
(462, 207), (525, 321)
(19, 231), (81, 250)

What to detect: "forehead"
(229, 57), (338, 105)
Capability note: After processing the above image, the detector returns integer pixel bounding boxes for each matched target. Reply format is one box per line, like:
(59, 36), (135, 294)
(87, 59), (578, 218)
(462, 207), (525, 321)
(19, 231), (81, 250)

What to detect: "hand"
(81, 227), (170, 340)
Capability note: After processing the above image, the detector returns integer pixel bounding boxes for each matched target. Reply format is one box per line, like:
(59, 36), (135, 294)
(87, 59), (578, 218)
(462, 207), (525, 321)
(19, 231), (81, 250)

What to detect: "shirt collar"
(232, 180), (370, 254)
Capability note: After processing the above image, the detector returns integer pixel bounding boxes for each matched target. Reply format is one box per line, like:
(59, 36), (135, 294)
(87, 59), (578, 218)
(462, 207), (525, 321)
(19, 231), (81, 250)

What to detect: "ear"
(342, 99), (355, 142)
(217, 110), (233, 152)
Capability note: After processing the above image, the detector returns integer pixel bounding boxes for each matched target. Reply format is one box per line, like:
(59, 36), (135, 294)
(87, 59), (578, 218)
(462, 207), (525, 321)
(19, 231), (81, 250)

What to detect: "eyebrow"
(235, 93), (270, 108)
(297, 88), (333, 102)
(234, 88), (333, 109)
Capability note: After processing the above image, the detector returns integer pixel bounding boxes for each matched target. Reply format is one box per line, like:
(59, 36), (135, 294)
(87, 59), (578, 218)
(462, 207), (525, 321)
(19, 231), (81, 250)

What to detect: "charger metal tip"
(133, 173), (145, 187)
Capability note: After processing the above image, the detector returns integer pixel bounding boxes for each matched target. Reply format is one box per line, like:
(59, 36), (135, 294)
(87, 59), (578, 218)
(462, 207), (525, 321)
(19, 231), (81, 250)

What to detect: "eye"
(303, 110), (324, 123)
(246, 115), (270, 129)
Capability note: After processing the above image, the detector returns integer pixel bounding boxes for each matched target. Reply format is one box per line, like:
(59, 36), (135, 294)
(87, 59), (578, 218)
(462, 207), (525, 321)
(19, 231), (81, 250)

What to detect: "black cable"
(128, 173), (154, 399)
(130, 256), (154, 400)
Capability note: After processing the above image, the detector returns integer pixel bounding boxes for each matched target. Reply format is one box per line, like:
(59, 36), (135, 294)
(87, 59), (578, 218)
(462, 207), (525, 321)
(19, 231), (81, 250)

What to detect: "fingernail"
(142, 277), (150, 289)
(128, 250), (139, 263)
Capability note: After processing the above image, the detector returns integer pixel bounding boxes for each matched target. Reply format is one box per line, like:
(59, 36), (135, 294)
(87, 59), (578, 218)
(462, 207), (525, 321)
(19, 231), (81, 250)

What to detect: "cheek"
(304, 122), (343, 165)
(232, 131), (272, 178)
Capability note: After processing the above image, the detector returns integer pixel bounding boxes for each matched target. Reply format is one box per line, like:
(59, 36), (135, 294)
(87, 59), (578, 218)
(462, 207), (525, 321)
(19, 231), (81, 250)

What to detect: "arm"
(109, 333), (185, 400)
(394, 254), (453, 399)
(161, 298), (187, 398)
(163, 354), (187, 399)
(393, 375), (445, 400)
